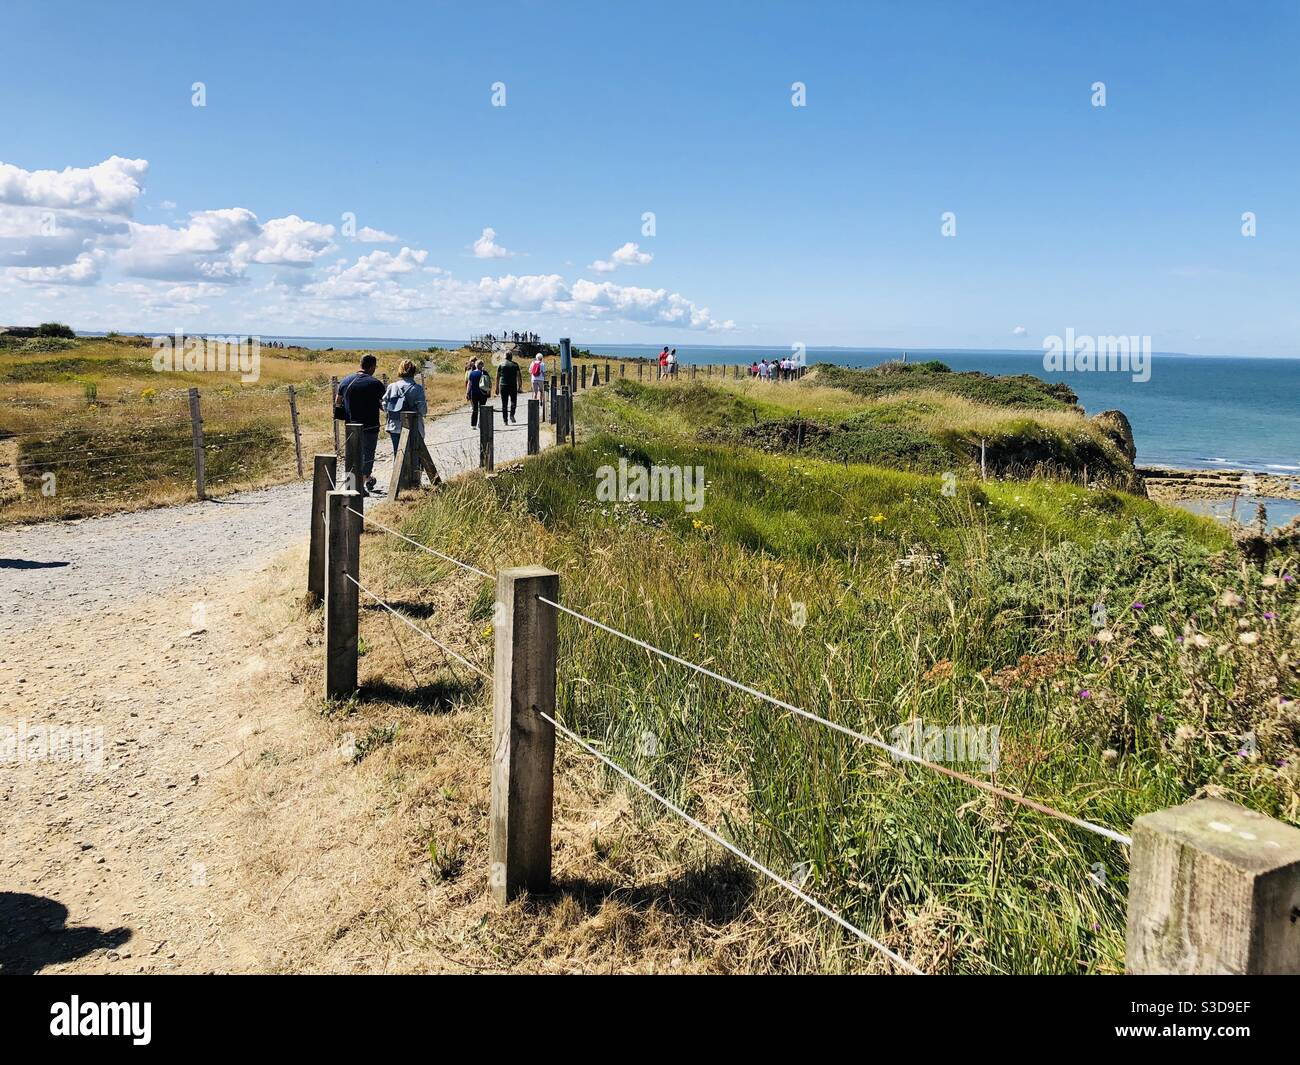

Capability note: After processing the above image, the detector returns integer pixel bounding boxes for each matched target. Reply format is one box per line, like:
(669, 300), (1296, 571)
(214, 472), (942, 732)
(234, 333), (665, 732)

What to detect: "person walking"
(529, 351), (546, 407)
(497, 350), (522, 424)
(468, 359), (491, 426)
(382, 358), (428, 456)
(658, 346), (669, 377)
(337, 353), (385, 495)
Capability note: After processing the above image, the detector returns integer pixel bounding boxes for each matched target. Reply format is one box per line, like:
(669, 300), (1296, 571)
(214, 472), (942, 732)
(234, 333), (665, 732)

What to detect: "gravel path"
(0, 404), (543, 637)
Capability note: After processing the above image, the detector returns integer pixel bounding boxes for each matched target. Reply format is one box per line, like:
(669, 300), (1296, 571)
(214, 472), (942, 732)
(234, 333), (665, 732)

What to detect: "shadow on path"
(0, 892), (132, 975)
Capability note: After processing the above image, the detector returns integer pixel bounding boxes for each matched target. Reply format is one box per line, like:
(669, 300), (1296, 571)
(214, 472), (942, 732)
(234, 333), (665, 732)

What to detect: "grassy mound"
(377, 407), (1300, 972)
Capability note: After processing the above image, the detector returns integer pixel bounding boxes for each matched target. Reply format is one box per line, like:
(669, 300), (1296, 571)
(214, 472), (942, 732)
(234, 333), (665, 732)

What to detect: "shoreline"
(1140, 465), (1300, 504)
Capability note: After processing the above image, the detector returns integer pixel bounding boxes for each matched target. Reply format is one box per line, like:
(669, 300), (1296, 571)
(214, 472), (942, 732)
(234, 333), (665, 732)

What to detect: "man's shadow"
(0, 892), (131, 975)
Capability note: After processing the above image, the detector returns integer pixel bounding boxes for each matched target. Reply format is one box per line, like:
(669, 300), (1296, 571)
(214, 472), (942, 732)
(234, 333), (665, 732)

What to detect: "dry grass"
(211, 502), (882, 974)
(0, 336), (468, 524)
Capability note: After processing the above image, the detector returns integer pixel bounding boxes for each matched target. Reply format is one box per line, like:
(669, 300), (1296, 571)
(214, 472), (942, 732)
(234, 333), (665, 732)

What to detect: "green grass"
(379, 396), (1300, 973)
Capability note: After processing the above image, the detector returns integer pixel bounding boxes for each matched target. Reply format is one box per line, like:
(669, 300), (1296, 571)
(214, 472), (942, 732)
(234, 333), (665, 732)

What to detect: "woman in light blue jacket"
(382, 359), (428, 455)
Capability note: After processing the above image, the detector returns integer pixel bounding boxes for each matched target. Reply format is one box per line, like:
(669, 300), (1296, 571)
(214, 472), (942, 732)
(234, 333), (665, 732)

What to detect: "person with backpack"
(529, 352), (546, 406)
(496, 350), (522, 424)
(335, 353), (385, 494)
(467, 359), (491, 426)
(382, 358), (428, 456)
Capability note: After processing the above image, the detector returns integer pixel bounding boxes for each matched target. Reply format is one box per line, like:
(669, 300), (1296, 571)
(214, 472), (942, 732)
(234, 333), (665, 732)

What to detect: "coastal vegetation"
(348, 365), (1297, 973)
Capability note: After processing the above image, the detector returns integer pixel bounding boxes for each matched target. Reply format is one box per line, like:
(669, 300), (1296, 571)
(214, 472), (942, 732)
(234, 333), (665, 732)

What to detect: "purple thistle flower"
(1131, 602), (1144, 611)
(1079, 689), (1092, 700)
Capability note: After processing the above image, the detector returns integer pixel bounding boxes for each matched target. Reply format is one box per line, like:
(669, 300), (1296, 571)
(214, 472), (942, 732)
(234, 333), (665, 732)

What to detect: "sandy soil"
(0, 406), (560, 974)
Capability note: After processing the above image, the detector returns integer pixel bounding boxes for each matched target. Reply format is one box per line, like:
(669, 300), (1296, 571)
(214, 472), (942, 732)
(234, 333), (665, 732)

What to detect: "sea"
(94, 332), (1300, 482)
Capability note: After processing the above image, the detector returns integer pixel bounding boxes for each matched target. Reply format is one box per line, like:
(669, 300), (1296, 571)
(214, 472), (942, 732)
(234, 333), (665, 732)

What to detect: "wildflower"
(1174, 724), (1197, 743)
(1263, 612), (1277, 620)
(692, 632), (702, 639)
(1219, 590), (1244, 608)
(1102, 749), (1119, 763)
(1131, 602), (1144, 611)
(870, 513), (885, 524)
(691, 519), (702, 529)
(1095, 629), (1114, 644)
(1239, 632), (1259, 645)
(1262, 575), (1279, 588)
(480, 624), (493, 639)
(1078, 689), (1092, 700)
(1189, 633), (1212, 649)
(1150, 625), (1167, 638)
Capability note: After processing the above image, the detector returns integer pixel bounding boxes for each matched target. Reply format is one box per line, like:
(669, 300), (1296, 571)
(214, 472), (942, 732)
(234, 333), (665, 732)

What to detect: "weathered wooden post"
(399, 411), (421, 490)
(691, 364), (697, 382)
(344, 422), (363, 497)
(605, 360), (611, 382)
(548, 377), (557, 424)
(287, 385), (304, 477)
(307, 453), (337, 605)
(638, 362), (644, 381)
(489, 566), (558, 904)
(324, 488), (361, 698)
(1126, 797), (1300, 973)
(591, 365), (600, 387)
(479, 402), (495, 471)
(330, 375), (341, 456)
(581, 364), (588, 390)
(187, 387), (206, 500)
(526, 399), (540, 456)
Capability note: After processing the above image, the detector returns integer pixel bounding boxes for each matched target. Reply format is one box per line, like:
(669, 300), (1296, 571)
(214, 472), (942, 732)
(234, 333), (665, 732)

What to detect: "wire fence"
(327, 469), (1137, 974)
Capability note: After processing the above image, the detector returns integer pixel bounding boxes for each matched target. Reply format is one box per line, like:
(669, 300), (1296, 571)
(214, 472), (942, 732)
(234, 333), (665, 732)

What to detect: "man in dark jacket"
(496, 351), (521, 424)
(338, 354), (385, 494)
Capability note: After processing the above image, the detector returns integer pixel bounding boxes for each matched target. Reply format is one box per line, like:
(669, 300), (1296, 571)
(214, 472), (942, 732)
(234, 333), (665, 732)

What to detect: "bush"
(36, 322), (76, 339)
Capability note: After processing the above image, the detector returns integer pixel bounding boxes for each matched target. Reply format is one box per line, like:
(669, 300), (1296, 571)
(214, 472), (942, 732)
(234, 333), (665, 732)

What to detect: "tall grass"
(381, 420), (1297, 973)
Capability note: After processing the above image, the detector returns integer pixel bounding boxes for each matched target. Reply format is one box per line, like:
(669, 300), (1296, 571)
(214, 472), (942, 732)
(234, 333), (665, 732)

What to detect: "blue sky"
(1, 0), (1296, 353)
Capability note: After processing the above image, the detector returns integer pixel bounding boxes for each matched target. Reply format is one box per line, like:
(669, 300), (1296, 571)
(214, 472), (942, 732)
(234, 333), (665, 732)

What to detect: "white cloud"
(159, 200), (177, 211)
(0, 155), (735, 335)
(1011, 325), (1027, 336)
(8, 249), (106, 286)
(472, 226), (512, 259)
(589, 241), (653, 273)
(0, 156), (148, 214)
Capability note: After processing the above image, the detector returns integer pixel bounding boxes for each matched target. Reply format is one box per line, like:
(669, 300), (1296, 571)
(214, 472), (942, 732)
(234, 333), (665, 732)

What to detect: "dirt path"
(0, 405), (547, 974)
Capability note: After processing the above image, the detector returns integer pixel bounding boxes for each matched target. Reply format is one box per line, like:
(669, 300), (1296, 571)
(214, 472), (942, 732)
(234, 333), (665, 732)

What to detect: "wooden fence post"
(344, 422), (363, 498)
(479, 403), (495, 471)
(307, 453), (337, 605)
(330, 376), (341, 456)
(287, 385), (304, 478)
(489, 566), (559, 904)
(548, 377), (557, 424)
(1126, 797), (1300, 973)
(526, 398), (540, 455)
(187, 387), (206, 500)
(620, 361), (625, 377)
(638, 362), (643, 381)
(399, 411), (420, 489)
(324, 489), (362, 698)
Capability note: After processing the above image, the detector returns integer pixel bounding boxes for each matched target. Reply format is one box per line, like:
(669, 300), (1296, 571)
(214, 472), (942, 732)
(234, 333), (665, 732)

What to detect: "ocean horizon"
(80, 332), (1300, 477)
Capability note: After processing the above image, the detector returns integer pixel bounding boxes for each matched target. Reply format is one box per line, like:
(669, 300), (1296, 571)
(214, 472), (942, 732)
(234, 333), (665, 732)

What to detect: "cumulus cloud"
(8, 249), (106, 286)
(589, 241), (653, 272)
(0, 155), (734, 334)
(0, 156), (148, 214)
(472, 226), (512, 259)
(1012, 325), (1027, 336)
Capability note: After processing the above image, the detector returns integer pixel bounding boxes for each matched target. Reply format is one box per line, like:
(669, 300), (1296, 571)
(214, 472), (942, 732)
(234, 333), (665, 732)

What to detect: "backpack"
(333, 377), (351, 420)
(478, 371), (491, 395)
(529, 359), (543, 378)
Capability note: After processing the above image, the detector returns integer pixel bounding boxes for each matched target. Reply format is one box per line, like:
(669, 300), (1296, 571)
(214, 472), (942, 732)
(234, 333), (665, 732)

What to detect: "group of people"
(750, 358), (801, 380)
(476, 330), (540, 346)
(335, 355), (429, 495)
(657, 346), (679, 375)
(465, 350), (548, 426)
